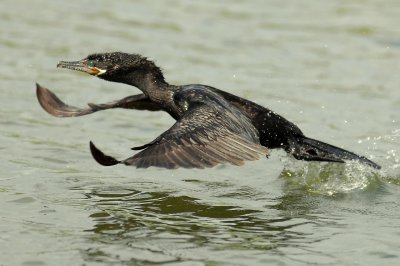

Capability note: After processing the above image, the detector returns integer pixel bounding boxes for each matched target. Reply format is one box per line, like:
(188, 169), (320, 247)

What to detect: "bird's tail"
(287, 137), (381, 169)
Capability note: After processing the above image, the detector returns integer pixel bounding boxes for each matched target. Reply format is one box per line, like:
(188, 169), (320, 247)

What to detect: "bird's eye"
(87, 60), (95, 67)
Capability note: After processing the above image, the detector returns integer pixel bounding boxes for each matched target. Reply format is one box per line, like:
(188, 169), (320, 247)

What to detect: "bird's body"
(36, 52), (380, 169)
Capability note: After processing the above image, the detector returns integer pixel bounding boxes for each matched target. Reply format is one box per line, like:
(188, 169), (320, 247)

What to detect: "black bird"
(36, 52), (380, 169)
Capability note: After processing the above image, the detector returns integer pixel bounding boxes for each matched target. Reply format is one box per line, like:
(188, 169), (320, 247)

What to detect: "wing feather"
(91, 88), (270, 169)
(119, 103), (269, 168)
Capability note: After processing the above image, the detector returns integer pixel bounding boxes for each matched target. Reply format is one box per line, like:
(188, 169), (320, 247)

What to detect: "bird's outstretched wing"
(90, 101), (270, 169)
(36, 83), (161, 117)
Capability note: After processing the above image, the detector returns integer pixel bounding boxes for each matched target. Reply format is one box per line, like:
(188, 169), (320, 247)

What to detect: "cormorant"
(36, 52), (381, 169)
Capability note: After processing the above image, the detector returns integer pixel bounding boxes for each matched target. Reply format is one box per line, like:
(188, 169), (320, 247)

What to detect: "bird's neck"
(121, 71), (174, 104)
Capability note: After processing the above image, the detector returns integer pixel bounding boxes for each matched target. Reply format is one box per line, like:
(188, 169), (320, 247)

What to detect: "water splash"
(370, 129), (400, 185)
(279, 128), (400, 195)
(382, 129), (400, 167)
(279, 158), (379, 196)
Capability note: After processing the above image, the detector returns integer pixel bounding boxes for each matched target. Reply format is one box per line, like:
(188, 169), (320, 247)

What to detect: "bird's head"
(57, 52), (165, 84)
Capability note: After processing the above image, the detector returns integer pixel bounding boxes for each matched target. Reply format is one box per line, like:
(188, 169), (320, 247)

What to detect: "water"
(1, 0), (399, 265)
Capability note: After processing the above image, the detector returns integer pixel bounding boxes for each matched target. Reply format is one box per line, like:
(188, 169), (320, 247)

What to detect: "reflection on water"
(78, 160), (394, 265)
(81, 182), (336, 265)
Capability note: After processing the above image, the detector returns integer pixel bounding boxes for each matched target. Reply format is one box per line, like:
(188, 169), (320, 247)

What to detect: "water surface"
(1, 0), (399, 265)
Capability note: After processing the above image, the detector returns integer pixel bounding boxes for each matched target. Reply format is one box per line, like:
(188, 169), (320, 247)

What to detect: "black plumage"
(36, 52), (380, 169)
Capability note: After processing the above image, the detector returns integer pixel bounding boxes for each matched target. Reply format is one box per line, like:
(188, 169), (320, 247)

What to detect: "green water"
(1, 0), (399, 265)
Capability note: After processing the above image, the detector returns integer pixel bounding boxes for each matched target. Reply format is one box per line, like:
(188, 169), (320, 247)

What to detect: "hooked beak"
(57, 60), (106, 76)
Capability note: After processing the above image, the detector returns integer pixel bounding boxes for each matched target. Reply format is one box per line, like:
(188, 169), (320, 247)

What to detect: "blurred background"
(0, 0), (399, 265)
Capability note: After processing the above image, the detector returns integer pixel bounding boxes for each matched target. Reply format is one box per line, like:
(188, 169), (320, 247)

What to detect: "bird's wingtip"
(36, 82), (44, 94)
(89, 141), (120, 166)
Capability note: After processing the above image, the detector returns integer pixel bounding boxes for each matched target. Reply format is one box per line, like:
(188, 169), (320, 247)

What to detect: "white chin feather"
(95, 68), (107, 76)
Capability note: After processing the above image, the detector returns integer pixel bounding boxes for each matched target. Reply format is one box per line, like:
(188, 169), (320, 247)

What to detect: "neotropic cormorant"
(36, 52), (381, 169)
